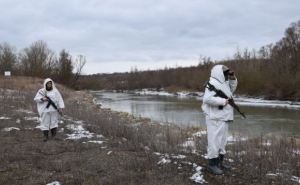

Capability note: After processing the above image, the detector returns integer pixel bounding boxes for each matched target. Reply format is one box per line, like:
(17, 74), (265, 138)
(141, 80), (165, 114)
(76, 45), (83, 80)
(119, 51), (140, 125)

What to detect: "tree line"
(0, 40), (86, 87)
(77, 20), (300, 100)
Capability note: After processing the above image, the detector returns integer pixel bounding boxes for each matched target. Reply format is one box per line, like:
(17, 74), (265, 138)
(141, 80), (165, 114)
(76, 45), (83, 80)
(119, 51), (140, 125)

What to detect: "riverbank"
(1, 77), (299, 185)
(109, 89), (300, 110)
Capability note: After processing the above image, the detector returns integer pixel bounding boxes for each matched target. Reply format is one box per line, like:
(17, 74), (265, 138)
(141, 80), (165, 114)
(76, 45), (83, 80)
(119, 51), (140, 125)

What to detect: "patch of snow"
(35, 125), (43, 129)
(132, 89), (300, 109)
(0, 116), (11, 120)
(293, 150), (300, 155)
(182, 161), (193, 165)
(154, 152), (161, 156)
(291, 176), (300, 184)
(227, 135), (247, 142)
(88, 140), (104, 144)
(262, 141), (272, 146)
(182, 139), (197, 153)
(96, 134), (104, 138)
(24, 116), (39, 122)
(2, 127), (20, 131)
(192, 131), (207, 137)
(182, 140), (196, 148)
(190, 164), (207, 184)
(15, 109), (34, 114)
(201, 154), (209, 159)
(16, 119), (21, 124)
(171, 154), (186, 159)
(66, 124), (94, 140)
(228, 159), (234, 163)
(74, 120), (84, 124)
(176, 92), (190, 97)
(157, 158), (171, 165)
(266, 172), (282, 177)
(46, 181), (61, 185)
(266, 173), (300, 184)
(135, 89), (174, 97)
(235, 97), (300, 109)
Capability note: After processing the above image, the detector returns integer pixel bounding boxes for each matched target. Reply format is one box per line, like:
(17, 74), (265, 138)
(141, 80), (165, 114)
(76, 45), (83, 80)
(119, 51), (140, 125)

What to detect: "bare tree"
(72, 54), (86, 87)
(56, 49), (74, 84)
(19, 40), (56, 77)
(0, 42), (17, 74)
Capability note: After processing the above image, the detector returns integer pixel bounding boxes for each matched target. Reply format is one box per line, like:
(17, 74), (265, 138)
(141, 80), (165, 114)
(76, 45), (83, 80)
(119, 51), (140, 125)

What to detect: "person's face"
(46, 81), (52, 90)
(223, 69), (230, 81)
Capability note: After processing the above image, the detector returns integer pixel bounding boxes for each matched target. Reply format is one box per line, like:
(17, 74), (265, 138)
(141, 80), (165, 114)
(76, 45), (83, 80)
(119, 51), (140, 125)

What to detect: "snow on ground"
(157, 157), (172, 165)
(87, 140), (104, 144)
(192, 131), (207, 137)
(0, 116), (11, 120)
(293, 150), (300, 155)
(24, 116), (39, 122)
(2, 127), (20, 131)
(154, 152), (207, 183)
(291, 176), (300, 184)
(155, 153), (187, 165)
(66, 124), (94, 140)
(190, 164), (207, 184)
(182, 140), (197, 154)
(266, 172), (300, 184)
(155, 151), (207, 183)
(262, 141), (272, 146)
(46, 181), (60, 185)
(227, 135), (248, 143)
(135, 89), (174, 96)
(15, 109), (35, 114)
(132, 89), (300, 109)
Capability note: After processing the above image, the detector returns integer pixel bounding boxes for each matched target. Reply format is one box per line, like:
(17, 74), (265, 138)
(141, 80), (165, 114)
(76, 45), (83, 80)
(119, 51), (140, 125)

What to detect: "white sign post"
(4, 71), (11, 77)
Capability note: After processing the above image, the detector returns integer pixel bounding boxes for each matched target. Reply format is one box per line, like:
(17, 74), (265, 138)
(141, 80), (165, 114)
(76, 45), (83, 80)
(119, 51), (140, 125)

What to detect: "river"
(91, 91), (300, 138)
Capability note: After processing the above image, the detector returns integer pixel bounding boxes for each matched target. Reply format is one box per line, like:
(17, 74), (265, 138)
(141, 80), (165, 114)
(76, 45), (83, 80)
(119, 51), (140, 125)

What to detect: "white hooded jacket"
(202, 65), (238, 121)
(34, 78), (65, 116)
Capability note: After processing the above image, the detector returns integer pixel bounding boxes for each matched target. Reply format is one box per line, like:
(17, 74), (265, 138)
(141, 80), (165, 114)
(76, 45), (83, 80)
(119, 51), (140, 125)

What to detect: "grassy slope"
(0, 77), (299, 185)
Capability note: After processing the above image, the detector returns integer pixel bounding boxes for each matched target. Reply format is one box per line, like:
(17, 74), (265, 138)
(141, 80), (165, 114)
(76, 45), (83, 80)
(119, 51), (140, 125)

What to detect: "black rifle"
(39, 91), (62, 115)
(206, 82), (246, 119)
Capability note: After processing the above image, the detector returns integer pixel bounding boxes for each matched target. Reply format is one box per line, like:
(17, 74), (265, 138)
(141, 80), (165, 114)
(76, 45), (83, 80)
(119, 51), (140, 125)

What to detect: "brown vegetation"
(0, 77), (299, 185)
(0, 40), (86, 88)
(76, 20), (300, 101)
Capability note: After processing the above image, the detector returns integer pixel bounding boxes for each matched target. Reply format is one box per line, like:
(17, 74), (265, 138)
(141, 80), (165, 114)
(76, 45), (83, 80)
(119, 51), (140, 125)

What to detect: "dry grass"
(0, 76), (299, 185)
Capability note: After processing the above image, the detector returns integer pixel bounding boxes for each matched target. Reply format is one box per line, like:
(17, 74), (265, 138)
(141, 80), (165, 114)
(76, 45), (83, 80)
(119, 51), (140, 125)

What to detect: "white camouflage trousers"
(40, 111), (59, 131)
(206, 117), (228, 159)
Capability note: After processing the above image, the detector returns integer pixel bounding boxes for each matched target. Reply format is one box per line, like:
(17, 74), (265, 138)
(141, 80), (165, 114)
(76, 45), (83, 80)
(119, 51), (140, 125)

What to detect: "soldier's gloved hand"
(58, 108), (64, 115)
(41, 97), (48, 102)
(224, 99), (229, 106)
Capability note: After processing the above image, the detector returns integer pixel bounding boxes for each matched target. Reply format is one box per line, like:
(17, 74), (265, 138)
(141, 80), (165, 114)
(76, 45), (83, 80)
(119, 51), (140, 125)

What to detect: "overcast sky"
(0, 0), (299, 74)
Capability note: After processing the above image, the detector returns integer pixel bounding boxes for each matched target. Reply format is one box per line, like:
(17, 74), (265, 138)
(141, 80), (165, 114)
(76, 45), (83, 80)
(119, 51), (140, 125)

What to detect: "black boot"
(207, 158), (224, 175)
(50, 127), (57, 138)
(219, 154), (231, 170)
(43, 130), (49, 142)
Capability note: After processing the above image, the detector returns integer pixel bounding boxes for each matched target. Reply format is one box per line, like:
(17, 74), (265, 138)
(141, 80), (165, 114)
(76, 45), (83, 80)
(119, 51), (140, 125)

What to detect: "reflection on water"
(91, 92), (300, 138)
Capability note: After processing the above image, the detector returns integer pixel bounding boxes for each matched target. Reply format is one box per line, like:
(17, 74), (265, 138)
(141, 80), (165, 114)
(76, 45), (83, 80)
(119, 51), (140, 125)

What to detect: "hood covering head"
(43, 78), (55, 90)
(210, 65), (227, 83)
(209, 65), (232, 97)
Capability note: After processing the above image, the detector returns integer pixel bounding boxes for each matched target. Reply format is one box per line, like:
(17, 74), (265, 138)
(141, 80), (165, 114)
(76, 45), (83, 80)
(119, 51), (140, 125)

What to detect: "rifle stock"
(206, 82), (246, 119)
(39, 91), (62, 115)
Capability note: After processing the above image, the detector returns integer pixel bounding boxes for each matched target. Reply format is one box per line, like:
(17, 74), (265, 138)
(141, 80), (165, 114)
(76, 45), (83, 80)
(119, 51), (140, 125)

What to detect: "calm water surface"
(91, 92), (300, 138)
